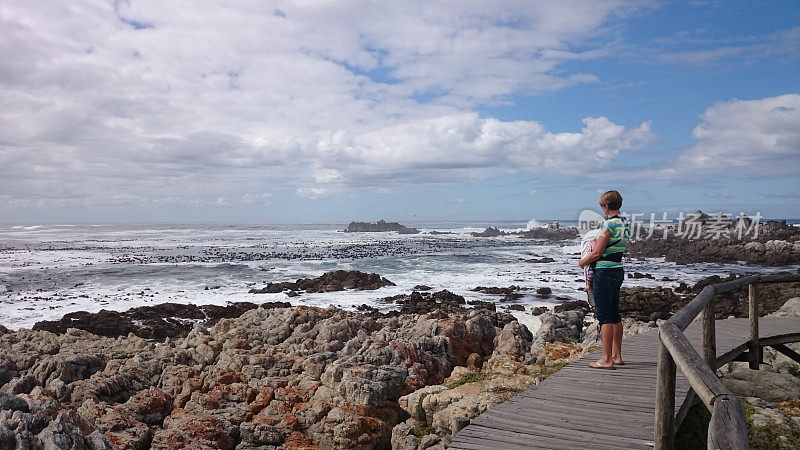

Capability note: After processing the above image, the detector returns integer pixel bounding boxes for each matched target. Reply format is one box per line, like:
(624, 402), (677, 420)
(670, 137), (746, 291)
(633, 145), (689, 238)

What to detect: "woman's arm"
(579, 228), (610, 268)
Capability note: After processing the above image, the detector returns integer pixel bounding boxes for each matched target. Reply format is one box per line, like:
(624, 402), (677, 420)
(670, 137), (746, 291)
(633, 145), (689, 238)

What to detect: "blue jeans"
(594, 267), (623, 325)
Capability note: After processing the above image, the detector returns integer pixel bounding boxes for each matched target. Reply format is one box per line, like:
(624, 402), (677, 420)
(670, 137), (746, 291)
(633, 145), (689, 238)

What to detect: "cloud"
(529, 190), (539, 196)
(296, 187), (334, 199)
(0, 1), (656, 210)
(655, 26), (800, 67)
(313, 114), (654, 186)
(677, 94), (800, 175)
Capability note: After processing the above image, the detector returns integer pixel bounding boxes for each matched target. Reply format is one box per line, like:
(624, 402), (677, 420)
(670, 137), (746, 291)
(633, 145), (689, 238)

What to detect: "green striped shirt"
(595, 216), (630, 269)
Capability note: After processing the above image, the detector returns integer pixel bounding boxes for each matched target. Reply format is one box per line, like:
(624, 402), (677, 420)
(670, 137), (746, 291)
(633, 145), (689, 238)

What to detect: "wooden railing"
(654, 272), (800, 449)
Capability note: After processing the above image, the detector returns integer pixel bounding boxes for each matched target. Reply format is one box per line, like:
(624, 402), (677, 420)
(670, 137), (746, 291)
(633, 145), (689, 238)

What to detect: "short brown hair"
(600, 190), (623, 210)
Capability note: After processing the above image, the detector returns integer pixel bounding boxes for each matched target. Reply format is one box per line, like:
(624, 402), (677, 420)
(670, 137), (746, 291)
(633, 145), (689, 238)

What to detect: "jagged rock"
(2, 304), (540, 450)
(535, 287), (552, 298)
(151, 408), (235, 449)
(531, 311), (584, 354)
(35, 410), (88, 450)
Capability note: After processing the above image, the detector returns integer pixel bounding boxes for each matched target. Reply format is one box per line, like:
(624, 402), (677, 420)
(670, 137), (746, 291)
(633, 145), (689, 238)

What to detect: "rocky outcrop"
(250, 270), (396, 295)
(1, 304), (538, 449)
(345, 220), (420, 234)
(627, 218), (800, 266)
(31, 301), (278, 340)
(517, 227), (578, 240)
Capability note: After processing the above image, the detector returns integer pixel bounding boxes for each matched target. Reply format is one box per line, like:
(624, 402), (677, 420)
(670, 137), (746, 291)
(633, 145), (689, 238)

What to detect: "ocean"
(0, 221), (795, 331)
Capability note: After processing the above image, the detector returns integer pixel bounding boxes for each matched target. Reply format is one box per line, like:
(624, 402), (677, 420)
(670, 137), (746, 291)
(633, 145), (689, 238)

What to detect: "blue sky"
(0, 0), (798, 223)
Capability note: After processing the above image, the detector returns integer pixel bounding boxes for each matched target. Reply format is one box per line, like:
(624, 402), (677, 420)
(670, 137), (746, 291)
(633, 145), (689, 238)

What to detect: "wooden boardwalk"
(449, 316), (800, 450)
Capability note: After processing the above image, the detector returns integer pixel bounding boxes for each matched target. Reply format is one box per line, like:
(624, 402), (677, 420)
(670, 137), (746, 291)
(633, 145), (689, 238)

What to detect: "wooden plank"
(772, 343), (800, 364)
(454, 426), (627, 450)
(470, 414), (654, 448)
(485, 408), (653, 437)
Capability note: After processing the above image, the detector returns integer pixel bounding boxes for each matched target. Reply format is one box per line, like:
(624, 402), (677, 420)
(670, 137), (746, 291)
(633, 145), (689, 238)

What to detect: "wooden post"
(703, 300), (717, 372)
(748, 283), (760, 370)
(708, 394), (748, 450)
(655, 341), (676, 450)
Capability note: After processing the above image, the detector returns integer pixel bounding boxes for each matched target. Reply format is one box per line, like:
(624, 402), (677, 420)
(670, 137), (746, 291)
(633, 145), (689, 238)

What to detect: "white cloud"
(314, 114), (654, 186)
(0, 0), (655, 210)
(296, 187), (333, 199)
(678, 94), (800, 175)
(530, 190), (539, 196)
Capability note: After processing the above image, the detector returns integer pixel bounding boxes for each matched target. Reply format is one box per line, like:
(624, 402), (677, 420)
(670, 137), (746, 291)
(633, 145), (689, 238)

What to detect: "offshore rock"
(250, 270), (395, 294)
(345, 220), (420, 234)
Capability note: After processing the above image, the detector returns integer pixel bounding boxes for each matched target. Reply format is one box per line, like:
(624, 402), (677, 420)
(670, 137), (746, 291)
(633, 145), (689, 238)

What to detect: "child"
(580, 228), (599, 308)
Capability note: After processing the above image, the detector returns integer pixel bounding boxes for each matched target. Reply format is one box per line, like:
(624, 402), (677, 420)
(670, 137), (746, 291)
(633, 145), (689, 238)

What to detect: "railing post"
(655, 341), (676, 450)
(702, 299), (717, 371)
(748, 283), (760, 370)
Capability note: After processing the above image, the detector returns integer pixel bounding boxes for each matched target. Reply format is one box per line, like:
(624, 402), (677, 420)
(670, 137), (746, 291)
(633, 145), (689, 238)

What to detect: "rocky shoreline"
(627, 217), (800, 266)
(2, 270), (800, 449)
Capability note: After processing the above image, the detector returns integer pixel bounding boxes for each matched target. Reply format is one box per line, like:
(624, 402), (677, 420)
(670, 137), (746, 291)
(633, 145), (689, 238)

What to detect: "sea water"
(0, 221), (794, 331)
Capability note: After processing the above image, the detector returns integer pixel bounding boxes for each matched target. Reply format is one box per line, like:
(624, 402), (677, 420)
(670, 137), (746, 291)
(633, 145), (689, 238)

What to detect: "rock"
(768, 297), (800, 317)
(1, 304), (538, 450)
(472, 286), (524, 302)
(535, 287), (551, 298)
(471, 227), (504, 237)
(239, 421), (282, 445)
(0, 394), (28, 413)
(151, 409), (235, 450)
(32, 302), (265, 339)
(525, 257), (556, 263)
(531, 311), (584, 353)
(530, 306), (548, 316)
(123, 387), (173, 425)
(517, 227), (578, 240)
(718, 362), (800, 403)
(626, 218), (800, 266)
(628, 272), (655, 279)
(505, 305), (524, 311)
(413, 285), (433, 291)
(553, 300), (590, 314)
(345, 220), (420, 234)
(35, 410), (88, 450)
(619, 286), (682, 322)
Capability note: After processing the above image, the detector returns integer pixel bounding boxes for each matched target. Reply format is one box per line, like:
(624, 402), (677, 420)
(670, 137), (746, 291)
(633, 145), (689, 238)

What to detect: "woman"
(579, 190), (630, 369)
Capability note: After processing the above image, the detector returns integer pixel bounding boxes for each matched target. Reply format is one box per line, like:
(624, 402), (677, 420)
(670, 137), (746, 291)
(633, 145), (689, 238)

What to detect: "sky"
(1, 0), (798, 223)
